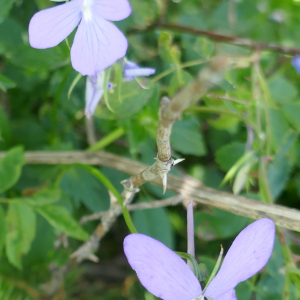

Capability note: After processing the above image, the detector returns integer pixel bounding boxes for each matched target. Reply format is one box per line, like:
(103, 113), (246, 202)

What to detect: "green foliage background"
(0, 0), (300, 299)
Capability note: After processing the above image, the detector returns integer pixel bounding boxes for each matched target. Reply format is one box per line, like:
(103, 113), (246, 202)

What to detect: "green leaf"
(208, 114), (239, 130)
(282, 103), (300, 132)
(0, 0), (15, 24)
(194, 37), (215, 58)
(203, 245), (224, 293)
(5, 204), (36, 269)
(60, 166), (110, 212)
(175, 251), (203, 281)
(267, 132), (297, 200)
(194, 208), (249, 240)
(0, 205), (6, 258)
(220, 151), (255, 186)
(158, 32), (181, 64)
(268, 108), (290, 150)
(171, 117), (206, 156)
(133, 206), (174, 249)
(105, 80), (153, 117)
(268, 75), (298, 104)
(35, 205), (88, 241)
(0, 73), (16, 92)
(0, 146), (25, 193)
(13, 188), (61, 207)
(168, 70), (193, 97)
(215, 142), (245, 172)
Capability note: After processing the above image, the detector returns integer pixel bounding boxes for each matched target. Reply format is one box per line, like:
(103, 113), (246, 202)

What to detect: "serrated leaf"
(0, 146), (25, 193)
(5, 204), (36, 269)
(35, 205), (88, 241)
(215, 142), (245, 172)
(171, 117), (206, 156)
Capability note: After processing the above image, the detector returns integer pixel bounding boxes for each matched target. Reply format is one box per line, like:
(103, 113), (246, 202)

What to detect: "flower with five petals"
(29, 0), (131, 76)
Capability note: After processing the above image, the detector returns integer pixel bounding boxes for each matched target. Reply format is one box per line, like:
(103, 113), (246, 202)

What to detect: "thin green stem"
(77, 164), (137, 233)
(87, 127), (125, 152)
(149, 59), (209, 84)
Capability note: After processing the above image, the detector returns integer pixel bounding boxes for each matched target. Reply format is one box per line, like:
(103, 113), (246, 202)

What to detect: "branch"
(127, 22), (300, 56)
(2, 150), (300, 232)
(122, 58), (229, 194)
(80, 195), (185, 224)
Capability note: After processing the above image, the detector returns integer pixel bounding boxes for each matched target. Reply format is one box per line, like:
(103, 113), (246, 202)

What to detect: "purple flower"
(85, 71), (113, 117)
(292, 56), (300, 74)
(123, 60), (156, 81)
(124, 218), (275, 300)
(29, 0), (131, 76)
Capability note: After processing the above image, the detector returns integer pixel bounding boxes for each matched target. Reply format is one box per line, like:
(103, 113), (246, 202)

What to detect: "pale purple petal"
(29, 0), (82, 49)
(92, 0), (132, 21)
(215, 289), (237, 300)
(123, 61), (156, 81)
(124, 233), (202, 300)
(85, 72), (105, 117)
(204, 218), (275, 299)
(71, 15), (128, 76)
(292, 56), (300, 74)
(124, 68), (156, 78)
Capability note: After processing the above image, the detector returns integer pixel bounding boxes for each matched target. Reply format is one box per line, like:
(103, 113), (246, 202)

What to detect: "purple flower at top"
(292, 56), (300, 74)
(29, 0), (132, 76)
(124, 218), (275, 300)
(123, 60), (156, 81)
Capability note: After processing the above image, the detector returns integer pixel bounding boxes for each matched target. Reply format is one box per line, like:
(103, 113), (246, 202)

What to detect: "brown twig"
(127, 22), (300, 56)
(2, 150), (300, 232)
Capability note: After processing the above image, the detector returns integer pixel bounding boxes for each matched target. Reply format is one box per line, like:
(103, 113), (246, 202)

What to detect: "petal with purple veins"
(71, 15), (128, 76)
(29, 0), (82, 49)
(204, 218), (275, 299)
(124, 233), (202, 300)
(92, 0), (132, 21)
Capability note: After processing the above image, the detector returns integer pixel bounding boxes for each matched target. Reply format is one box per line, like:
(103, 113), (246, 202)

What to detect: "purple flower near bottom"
(124, 218), (275, 300)
(292, 56), (300, 74)
(123, 61), (156, 81)
(29, 0), (131, 76)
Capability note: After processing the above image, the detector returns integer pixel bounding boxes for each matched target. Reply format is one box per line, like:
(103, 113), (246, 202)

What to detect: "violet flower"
(84, 60), (155, 116)
(29, 0), (131, 76)
(124, 218), (275, 300)
(85, 71), (110, 117)
(292, 56), (300, 74)
(123, 60), (156, 81)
